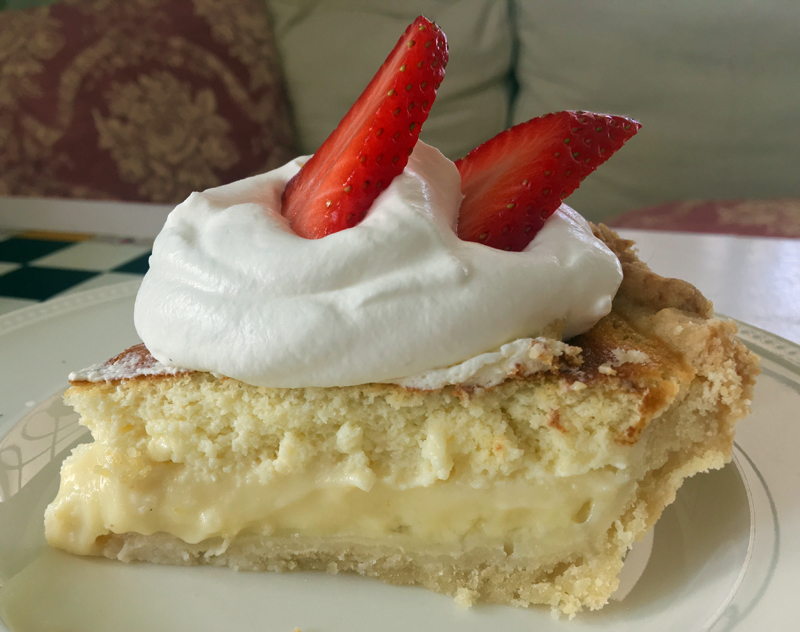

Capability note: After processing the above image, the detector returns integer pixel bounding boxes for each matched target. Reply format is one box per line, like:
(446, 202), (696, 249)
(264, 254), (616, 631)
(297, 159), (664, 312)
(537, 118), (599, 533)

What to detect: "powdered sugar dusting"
(596, 348), (651, 377)
(388, 338), (581, 390)
(69, 344), (189, 383)
(611, 348), (650, 366)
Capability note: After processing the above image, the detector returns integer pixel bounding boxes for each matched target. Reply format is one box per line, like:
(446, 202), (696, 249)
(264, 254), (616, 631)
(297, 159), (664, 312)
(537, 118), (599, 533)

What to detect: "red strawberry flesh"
(456, 111), (641, 251)
(282, 16), (448, 239)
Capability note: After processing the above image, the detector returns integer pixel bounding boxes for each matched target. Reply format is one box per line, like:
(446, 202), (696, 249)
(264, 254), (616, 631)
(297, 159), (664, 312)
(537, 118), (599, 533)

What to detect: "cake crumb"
(336, 422), (363, 453)
(454, 587), (477, 608)
(611, 348), (650, 365)
(598, 364), (617, 376)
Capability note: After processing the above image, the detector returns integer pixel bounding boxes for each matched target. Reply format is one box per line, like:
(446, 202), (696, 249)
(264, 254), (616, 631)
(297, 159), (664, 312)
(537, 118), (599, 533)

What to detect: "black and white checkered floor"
(0, 231), (151, 316)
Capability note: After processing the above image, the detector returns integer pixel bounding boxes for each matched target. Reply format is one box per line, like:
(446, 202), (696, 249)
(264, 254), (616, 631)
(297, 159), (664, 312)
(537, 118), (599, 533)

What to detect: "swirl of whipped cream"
(134, 142), (622, 388)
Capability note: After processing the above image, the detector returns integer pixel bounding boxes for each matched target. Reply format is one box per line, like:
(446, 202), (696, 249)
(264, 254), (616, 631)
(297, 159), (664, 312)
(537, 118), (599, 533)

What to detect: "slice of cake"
(44, 225), (758, 616)
(44, 16), (758, 618)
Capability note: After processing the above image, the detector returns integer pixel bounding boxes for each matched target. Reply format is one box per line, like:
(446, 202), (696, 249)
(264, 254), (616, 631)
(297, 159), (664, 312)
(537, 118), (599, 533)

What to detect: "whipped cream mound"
(135, 142), (623, 388)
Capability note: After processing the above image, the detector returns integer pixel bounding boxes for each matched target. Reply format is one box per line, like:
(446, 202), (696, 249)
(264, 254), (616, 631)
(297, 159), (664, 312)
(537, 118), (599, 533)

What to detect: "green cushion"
(267, 0), (514, 160)
(512, 1), (800, 222)
(1, 0), (58, 10)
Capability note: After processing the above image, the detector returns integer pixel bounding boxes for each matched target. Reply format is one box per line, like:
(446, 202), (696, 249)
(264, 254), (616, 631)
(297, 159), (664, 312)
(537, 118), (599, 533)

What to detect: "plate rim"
(726, 315), (800, 373)
(0, 279), (140, 337)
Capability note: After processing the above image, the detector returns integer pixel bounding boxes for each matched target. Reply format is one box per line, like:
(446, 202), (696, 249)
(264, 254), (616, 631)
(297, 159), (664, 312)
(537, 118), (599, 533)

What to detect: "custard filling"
(46, 442), (638, 562)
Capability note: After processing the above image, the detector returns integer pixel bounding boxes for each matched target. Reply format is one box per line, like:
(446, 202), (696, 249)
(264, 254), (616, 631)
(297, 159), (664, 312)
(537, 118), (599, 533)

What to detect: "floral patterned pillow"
(0, 0), (296, 204)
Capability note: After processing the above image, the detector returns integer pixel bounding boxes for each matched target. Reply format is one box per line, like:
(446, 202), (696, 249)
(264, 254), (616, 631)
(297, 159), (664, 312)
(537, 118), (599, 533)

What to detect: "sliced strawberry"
(281, 16), (448, 239)
(456, 111), (641, 251)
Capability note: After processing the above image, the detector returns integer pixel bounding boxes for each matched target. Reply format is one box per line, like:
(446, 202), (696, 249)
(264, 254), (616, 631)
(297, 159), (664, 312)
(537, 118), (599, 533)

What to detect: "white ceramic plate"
(0, 282), (797, 631)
